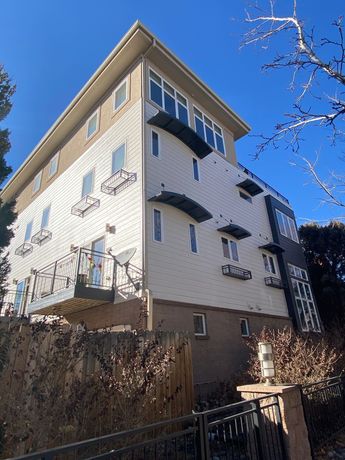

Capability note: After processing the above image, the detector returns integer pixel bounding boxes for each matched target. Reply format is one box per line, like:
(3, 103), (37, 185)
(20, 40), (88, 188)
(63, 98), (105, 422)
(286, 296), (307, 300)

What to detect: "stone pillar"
(237, 384), (312, 460)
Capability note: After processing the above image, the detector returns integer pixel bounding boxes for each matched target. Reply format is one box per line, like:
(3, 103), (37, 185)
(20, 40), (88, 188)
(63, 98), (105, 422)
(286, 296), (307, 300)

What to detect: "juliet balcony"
(265, 277), (285, 289)
(28, 248), (143, 316)
(222, 264), (252, 281)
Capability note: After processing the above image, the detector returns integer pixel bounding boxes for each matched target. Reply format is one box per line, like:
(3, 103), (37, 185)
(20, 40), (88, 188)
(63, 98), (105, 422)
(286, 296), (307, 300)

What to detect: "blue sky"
(1, 0), (343, 225)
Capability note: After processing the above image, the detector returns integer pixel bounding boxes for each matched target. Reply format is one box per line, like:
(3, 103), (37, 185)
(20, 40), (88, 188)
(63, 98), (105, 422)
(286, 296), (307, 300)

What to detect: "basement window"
(240, 318), (250, 337)
(193, 313), (207, 336)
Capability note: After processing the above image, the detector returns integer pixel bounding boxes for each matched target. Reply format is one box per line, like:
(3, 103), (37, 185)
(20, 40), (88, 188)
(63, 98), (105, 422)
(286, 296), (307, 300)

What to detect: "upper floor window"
(41, 205), (51, 229)
(48, 152), (59, 178)
(151, 130), (160, 158)
(32, 171), (42, 194)
(193, 313), (207, 336)
(112, 143), (126, 174)
(288, 263), (308, 281)
(86, 109), (99, 140)
(192, 158), (200, 181)
(114, 78), (128, 111)
(194, 107), (225, 155)
(82, 170), (94, 198)
(292, 278), (321, 332)
(153, 208), (162, 242)
(276, 209), (299, 243)
(262, 254), (276, 274)
(221, 237), (239, 262)
(24, 221), (33, 242)
(189, 224), (198, 253)
(239, 190), (252, 203)
(149, 69), (189, 125)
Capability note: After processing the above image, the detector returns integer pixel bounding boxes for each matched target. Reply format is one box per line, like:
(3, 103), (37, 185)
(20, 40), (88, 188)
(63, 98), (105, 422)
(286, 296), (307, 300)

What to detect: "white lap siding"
(145, 101), (289, 318)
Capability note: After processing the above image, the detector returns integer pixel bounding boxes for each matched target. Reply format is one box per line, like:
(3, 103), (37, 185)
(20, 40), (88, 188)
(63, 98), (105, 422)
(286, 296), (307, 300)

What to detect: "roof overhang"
(217, 224), (251, 240)
(148, 191), (212, 223)
(148, 111), (212, 159)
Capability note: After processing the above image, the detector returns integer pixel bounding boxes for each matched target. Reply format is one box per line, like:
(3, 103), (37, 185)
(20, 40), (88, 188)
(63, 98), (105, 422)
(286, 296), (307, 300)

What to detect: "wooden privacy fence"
(0, 318), (194, 458)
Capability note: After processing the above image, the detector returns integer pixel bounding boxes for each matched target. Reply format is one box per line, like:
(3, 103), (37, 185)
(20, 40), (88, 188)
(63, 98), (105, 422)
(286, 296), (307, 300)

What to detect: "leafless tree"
(242, 0), (345, 213)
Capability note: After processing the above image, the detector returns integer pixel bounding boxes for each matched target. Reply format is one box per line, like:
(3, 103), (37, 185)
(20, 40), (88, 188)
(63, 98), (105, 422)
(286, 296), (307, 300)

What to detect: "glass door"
(89, 237), (105, 287)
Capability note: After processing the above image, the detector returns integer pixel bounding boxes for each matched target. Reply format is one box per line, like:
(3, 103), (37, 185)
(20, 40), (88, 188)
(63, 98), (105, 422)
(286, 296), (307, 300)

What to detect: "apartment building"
(0, 22), (321, 383)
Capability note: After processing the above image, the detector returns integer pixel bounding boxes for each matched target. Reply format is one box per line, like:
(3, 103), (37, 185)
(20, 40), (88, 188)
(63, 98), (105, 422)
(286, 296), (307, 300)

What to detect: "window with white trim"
(240, 318), (250, 337)
(48, 152), (59, 178)
(113, 78), (128, 111)
(276, 209), (299, 242)
(288, 263), (308, 281)
(194, 107), (225, 154)
(291, 278), (321, 332)
(262, 254), (276, 274)
(41, 205), (51, 229)
(24, 221), (33, 242)
(32, 171), (42, 194)
(112, 143), (126, 174)
(81, 170), (94, 198)
(151, 130), (160, 158)
(192, 158), (200, 181)
(221, 237), (239, 262)
(86, 109), (99, 139)
(153, 209), (162, 242)
(149, 69), (189, 125)
(189, 224), (198, 253)
(193, 313), (207, 336)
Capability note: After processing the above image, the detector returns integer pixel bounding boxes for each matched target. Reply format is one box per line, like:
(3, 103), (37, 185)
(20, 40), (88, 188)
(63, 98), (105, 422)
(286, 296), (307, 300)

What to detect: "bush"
(246, 327), (343, 385)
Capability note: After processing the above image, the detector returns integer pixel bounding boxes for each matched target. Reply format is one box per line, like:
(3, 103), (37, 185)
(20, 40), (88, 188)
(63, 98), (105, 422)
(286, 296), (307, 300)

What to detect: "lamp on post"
(258, 342), (275, 385)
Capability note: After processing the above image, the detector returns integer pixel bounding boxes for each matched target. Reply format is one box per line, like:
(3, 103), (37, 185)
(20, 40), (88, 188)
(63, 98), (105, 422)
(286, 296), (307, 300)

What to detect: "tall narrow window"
(189, 224), (198, 253)
(222, 237), (230, 259)
(114, 79), (128, 111)
(193, 313), (207, 336)
(24, 221), (33, 242)
(112, 143), (126, 174)
(153, 209), (162, 242)
(221, 237), (239, 262)
(151, 131), (160, 158)
(48, 152), (59, 178)
(192, 158), (200, 181)
(32, 171), (42, 194)
(291, 278), (321, 332)
(82, 170), (94, 198)
(276, 209), (299, 242)
(86, 110), (99, 139)
(262, 254), (276, 274)
(230, 241), (239, 262)
(240, 318), (250, 337)
(41, 205), (51, 229)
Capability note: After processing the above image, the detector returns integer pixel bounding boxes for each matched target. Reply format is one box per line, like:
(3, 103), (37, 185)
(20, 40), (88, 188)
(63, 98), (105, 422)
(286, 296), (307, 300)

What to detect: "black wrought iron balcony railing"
(31, 229), (52, 246)
(222, 264), (252, 280)
(101, 169), (137, 196)
(15, 242), (33, 257)
(265, 277), (285, 289)
(31, 248), (115, 302)
(0, 289), (32, 316)
(71, 195), (100, 218)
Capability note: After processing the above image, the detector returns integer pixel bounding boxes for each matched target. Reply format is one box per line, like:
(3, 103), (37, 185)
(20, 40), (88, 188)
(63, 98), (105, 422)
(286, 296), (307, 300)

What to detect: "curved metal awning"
(148, 191), (213, 223)
(148, 111), (212, 159)
(259, 242), (285, 254)
(217, 224), (251, 240)
(237, 178), (264, 196)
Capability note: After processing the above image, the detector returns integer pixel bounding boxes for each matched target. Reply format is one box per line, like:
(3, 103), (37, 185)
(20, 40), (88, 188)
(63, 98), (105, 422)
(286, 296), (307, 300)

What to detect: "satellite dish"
(113, 247), (136, 266)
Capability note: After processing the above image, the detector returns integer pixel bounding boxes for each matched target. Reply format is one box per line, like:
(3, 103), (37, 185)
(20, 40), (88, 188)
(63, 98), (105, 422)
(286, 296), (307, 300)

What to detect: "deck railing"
(0, 290), (32, 316)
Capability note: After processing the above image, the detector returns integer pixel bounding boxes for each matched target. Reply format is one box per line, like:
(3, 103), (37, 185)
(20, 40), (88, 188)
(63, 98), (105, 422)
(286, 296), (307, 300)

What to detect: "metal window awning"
(148, 191), (213, 223)
(148, 111), (212, 159)
(259, 242), (285, 254)
(217, 224), (251, 240)
(237, 178), (264, 196)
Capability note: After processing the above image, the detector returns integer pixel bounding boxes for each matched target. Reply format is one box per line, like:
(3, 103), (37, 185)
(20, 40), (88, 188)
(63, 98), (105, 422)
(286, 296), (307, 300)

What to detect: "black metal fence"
(8, 394), (286, 460)
(302, 375), (345, 453)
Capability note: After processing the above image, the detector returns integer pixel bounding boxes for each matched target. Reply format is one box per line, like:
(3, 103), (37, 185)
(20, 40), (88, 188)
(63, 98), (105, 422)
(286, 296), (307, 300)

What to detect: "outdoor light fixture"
(258, 342), (275, 385)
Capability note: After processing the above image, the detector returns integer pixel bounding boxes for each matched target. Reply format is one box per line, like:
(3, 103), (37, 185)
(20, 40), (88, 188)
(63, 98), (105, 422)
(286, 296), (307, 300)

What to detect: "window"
(112, 143), (126, 174)
(32, 171), (42, 194)
(240, 318), (250, 337)
(41, 205), (51, 229)
(194, 107), (225, 154)
(151, 130), (160, 158)
(239, 190), (252, 203)
(291, 278), (321, 332)
(288, 263), (308, 281)
(24, 221), (33, 242)
(193, 313), (207, 336)
(153, 209), (162, 242)
(189, 224), (198, 253)
(276, 209), (299, 243)
(114, 78), (128, 111)
(221, 237), (239, 261)
(262, 254), (276, 274)
(86, 109), (99, 139)
(48, 152), (59, 178)
(192, 158), (200, 181)
(149, 69), (189, 125)
(82, 170), (94, 198)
